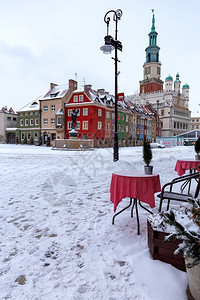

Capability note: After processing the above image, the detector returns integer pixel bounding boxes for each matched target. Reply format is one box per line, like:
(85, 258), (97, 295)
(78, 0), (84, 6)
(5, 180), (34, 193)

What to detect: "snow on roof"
(71, 85), (156, 119)
(41, 84), (70, 100)
(17, 98), (40, 112)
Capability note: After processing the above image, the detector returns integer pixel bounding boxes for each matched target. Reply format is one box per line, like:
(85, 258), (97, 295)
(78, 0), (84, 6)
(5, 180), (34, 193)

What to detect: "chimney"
(84, 84), (92, 90)
(9, 107), (14, 113)
(50, 83), (58, 90)
(69, 79), (78, 92)
(97, 88), (105, 94)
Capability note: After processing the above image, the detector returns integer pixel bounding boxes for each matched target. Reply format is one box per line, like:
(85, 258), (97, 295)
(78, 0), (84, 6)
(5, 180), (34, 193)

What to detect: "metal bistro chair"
(158, 171), (200, 212)
(180, 164), (200, 194)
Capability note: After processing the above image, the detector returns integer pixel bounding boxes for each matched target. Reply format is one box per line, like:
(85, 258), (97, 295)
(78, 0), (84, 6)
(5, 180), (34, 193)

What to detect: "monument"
(69, 108), (79, 137)
(54, 107), (93, 150)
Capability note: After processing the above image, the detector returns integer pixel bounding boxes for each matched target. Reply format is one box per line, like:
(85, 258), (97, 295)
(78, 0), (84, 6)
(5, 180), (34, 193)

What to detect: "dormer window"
(50, 92), (59, 98)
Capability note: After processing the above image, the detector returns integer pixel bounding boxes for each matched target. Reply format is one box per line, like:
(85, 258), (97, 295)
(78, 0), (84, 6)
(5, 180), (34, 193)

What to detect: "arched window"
(148, 53), (151, 62)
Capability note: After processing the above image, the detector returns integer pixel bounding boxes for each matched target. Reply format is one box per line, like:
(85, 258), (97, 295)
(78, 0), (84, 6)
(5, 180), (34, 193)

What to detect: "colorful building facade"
(16, 99), (41, 144)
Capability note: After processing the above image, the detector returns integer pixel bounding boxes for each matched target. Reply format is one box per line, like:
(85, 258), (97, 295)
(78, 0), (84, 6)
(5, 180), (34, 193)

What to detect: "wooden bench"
(157, 171), (200, 212)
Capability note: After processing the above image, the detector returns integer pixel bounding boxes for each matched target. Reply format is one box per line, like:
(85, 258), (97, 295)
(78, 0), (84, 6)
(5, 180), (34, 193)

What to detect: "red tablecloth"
(175, 159), (200, 176)
(110, 170), (161, 212)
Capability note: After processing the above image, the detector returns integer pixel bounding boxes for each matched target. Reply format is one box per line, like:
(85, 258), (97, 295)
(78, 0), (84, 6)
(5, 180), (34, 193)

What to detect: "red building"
(65, 85), (115, 141)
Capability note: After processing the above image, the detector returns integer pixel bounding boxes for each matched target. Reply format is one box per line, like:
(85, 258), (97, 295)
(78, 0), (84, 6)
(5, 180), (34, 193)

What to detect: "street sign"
(117, 93), (124, 101)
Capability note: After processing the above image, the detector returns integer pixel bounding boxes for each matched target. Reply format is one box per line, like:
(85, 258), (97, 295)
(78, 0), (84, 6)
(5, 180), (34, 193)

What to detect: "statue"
(71, 108), (79, 130)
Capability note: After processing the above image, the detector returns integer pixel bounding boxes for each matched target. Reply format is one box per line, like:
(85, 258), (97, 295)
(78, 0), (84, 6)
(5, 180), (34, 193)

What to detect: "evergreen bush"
(195, 137), (200, 154)
(164, 198), (200, 268)
(143, 140), (152, 166)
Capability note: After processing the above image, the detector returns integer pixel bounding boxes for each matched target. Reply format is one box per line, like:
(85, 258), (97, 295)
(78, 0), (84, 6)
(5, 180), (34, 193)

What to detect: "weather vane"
(151, 9), (154, 13)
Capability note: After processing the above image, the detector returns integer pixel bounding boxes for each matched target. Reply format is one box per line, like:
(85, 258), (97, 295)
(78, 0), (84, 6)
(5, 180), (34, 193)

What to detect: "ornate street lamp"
(100, 9), (123, 162)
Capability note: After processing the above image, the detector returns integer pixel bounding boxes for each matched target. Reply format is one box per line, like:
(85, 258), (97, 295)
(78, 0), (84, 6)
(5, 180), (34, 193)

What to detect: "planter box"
(147, 220), (185, 271)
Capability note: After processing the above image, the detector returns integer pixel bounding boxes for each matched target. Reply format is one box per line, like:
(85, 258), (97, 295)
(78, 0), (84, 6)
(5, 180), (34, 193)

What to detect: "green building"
(117, 110), (126, 140)
(16, 99), (41, 144)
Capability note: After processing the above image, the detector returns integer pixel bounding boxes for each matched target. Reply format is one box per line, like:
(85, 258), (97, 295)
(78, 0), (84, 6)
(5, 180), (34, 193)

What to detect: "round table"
(175, 159), (200, 176)
(110, 170), (161, 234)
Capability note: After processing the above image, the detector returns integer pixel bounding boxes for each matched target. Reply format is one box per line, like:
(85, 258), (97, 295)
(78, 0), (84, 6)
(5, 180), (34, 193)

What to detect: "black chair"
(158, 171), (200, 212)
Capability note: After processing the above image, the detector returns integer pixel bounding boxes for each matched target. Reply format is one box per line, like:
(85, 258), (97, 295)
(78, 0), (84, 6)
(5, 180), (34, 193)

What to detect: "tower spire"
(151, 9), (155, 32)
(139, 10), (163, 94)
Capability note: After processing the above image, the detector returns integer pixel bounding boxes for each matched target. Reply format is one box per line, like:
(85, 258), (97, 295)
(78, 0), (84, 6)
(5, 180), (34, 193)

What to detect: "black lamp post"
(100, 9), (123, 162)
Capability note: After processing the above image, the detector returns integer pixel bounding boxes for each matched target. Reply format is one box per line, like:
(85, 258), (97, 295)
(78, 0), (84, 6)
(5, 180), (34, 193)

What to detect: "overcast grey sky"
(0, 0), (199, 113)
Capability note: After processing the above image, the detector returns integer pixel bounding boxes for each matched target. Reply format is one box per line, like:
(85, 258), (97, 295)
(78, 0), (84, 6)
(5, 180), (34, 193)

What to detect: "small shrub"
(143, 140), (152, 166)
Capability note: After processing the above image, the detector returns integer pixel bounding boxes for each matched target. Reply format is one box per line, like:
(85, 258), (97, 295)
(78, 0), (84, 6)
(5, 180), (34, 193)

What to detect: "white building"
(128, 11), (191, 137)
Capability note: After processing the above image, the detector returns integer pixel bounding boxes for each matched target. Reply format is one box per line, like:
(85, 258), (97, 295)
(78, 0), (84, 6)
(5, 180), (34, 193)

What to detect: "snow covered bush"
(164, 198), (200, 268)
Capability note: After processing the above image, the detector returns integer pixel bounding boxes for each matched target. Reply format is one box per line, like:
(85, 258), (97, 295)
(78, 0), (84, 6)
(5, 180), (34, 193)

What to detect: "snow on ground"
(0, 144), (194, 300)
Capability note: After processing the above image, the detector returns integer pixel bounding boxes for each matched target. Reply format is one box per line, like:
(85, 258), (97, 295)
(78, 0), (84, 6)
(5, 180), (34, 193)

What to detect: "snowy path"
(0, 145), (190, 299)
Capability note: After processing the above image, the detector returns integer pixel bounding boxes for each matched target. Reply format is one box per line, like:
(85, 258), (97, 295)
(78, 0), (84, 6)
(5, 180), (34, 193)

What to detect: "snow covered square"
(0, 144), (192, 299)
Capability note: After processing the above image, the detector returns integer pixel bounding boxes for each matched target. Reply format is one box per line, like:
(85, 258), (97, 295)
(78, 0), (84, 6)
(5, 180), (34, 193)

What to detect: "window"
(121, 125), (124, 132)
(27, 132), (31, 140)
(121, 114), (124, 121)
(51, 105), (55, 111)
(129, 127), (132, 133)
(76, 121), (80, 130)
(79, 95), (83, 102)
(25, 119), (29, 126)
(20, 119), (24, 126)
(68, 109), (72, 116)
(192, 119), (194, 122)
(44, 119), (48, 125)
(74, 95), (78, 102)
(20, 113), (23, 116)
(112, 124), (115, 131)
(157, 67), (160, 75)
(112, 113), (115, 119)
(83, 121), (88, 130)
(106, 112), (110, 119)
(161, 110), (164, 116)
(21, 132), (25, 140)
(98, 122), (102, 130)
(7, 117), (11, 121)
(30, 119), (33, 126)
(35, 119), (38, 125)
(98, 109), (102, 116)
(34, 132), (38, 141)
(145, 67), (151, 75)
(68, 122), (72, 130)
(51, 133), (56, 140)
(126, 115), (128, 122)
(196, 125), (199, 129)
(126, 126), (128, 132)
(51, 118), (55, 125)
(43, 106), (48, 112)
(83, 108), (88, 116)
(30, 112), (33, 115)
(117, 124), (120, 131)
(57, 117), (61, 126)
(13, 117), (17, 121)
(106, 123), (109, 131)
(196, 119), (199, 122)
